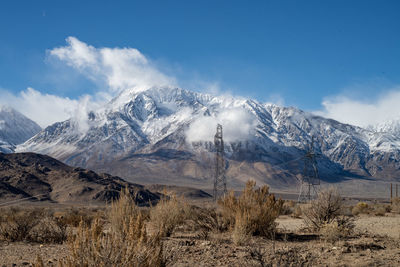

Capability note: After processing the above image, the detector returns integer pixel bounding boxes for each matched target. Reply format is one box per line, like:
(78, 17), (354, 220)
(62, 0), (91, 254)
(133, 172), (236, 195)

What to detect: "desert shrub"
(302, 188), (343, 231)
(384, 204), (392, 213)
(218, 180), (283, 243)
(392, 197), (400, 213)
(281, 200), (295, 215)
(372, 205), (387, 216)
(292, 205), (302, 218)
(60, 216), (164, 267)
(0, 207), (68, 243)
(58, 208), (95, 227)
(352, 202), (370, 216)
(320, 216), (355, 243)
(340, 205), (354, 216)
(34, 255), (45, 267)
(109, 187), (141, 236)
(185, 206), (228, 239)
(231, 212), (251, 245)
(0, 207), (45, 242)
(29, 216), (68, 243)
(60, 189), (164, 267)
(149, 195), (186, 237)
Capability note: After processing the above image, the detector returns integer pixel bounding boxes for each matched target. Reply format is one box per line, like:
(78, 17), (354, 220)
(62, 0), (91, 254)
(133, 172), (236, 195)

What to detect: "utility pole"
(298, 137), (320, 203)
(391, 183), (393, 203)
(213, 124), (227, 201)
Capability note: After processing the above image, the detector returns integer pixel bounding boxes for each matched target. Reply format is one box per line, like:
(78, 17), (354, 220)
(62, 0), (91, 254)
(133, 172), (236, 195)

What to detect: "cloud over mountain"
(186, 107), (257, 143)
(315, 87), (400, 128)
(0, 87), (80, 128)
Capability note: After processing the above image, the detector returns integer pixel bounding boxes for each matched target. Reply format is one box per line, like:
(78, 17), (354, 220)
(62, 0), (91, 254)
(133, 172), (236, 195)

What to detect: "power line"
(213, 124), (227, 201)
(298, 136), (320, 203)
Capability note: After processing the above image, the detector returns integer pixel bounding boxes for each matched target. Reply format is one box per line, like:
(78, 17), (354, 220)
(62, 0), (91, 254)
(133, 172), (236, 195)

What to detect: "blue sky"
(1, 0), (400, 127)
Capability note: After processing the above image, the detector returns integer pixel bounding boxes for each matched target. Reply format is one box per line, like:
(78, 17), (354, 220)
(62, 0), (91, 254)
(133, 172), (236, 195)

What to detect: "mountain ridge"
(0, 152), (160, 205)
(15, 86), (400, 192)
(0, 105), (41, 153)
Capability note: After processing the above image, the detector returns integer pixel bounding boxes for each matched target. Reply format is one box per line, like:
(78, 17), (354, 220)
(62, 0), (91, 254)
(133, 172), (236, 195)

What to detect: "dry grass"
(218, 180), (283, 244)
(280, 200), (295, 215)
(372, 204), (389, 216)
(292, 205), (303, 218)
(231, 213), (251, 245)
(34, 255), (45, 267)
(60, 189), (165, 267)
(185, 206), (228, 239)
(392, 197), (400, 213)
(3, 189), (400, 266)
(109, 187), (141, 236)
(57, 208), (97, 227)
(149, 194), (187, 237)
(320, 216), (355, 243)
(352, 202), (370, 216)
(351, 202), (391, 216)
(59, 218), (163, 267)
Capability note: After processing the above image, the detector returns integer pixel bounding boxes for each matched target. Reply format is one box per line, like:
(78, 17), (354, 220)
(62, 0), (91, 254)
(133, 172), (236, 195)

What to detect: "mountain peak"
(0, 106), (41, 153)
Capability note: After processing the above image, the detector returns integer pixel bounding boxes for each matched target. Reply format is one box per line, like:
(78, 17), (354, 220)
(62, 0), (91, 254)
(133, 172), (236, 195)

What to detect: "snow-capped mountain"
(16, 87), (400, 190)
(369, 118), (400, 137)
(0, 106), (41, 153)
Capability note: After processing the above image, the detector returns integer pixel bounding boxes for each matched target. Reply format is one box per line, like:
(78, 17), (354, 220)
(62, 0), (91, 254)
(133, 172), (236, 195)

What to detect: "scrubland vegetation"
(1, 182), (400, 266)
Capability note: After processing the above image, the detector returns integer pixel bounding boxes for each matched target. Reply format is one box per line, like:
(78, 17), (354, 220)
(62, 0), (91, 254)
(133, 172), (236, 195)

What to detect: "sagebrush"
(302, 188), (343, 231)
(303, 188), (354, 241)
(392, 197), (400, 213)
(219, 180), (283, 244)
(60, 189), (165, 267)
(352, 202), (370, 216)
(149, 194), (187, 237)
(0, 207), (67, 243)
(320, 216), (355, 243)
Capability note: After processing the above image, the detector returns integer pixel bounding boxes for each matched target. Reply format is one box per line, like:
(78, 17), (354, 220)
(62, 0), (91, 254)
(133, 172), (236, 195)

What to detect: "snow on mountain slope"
(16, 87), (400, 189)
(369, 118), (400, 137)
(0, 106), (41, 153)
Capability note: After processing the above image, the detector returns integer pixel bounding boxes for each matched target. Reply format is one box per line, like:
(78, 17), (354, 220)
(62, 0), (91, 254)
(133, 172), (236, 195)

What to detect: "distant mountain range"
(10, 86), (400, 193)
(0, 106), (41, 153)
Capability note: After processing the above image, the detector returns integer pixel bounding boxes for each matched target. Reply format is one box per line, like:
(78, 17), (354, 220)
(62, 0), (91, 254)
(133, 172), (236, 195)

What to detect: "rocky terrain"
(0, 152), (160, 205)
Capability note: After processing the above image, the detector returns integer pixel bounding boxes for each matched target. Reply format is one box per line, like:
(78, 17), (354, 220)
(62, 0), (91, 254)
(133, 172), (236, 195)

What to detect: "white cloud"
(0, 36), (173, 129)
(0, 87), (106, 128)
(315, 88), (400, 128)
(186, 107), (257, 143)
(49, 37), (176, 92)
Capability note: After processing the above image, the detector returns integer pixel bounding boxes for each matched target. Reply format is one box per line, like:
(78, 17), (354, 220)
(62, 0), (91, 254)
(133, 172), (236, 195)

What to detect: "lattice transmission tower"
(213, 124), (227, 201)
(298, 137), (320, 203)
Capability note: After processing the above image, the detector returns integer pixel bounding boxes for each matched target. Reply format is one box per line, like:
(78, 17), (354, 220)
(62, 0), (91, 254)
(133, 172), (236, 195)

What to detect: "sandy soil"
(277, 213), (400, 239)
(354, 214), (400, 239)
(0, 242), (68, 266)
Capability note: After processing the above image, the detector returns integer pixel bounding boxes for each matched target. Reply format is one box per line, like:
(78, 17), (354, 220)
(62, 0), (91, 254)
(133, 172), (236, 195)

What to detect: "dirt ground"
(1, 213), (399, 267)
